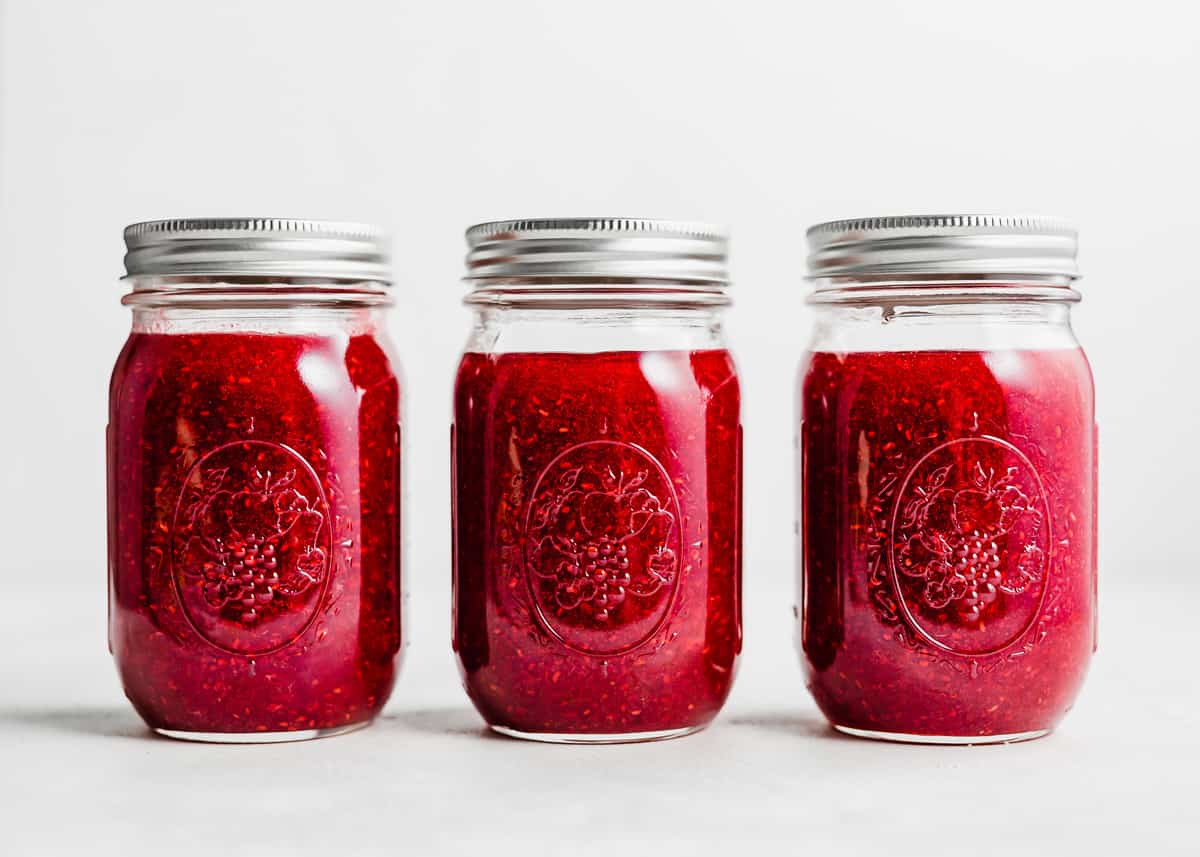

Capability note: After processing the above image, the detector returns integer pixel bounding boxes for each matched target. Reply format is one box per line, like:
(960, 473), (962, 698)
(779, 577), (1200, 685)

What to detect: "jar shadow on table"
(726, 712), (854, 740)
(380, 707), (501, 740)
(382, 709), (855, 744)
(0, 706), (925, 744)
(387, 707), (857, 743)
(0, 706), (150, 740)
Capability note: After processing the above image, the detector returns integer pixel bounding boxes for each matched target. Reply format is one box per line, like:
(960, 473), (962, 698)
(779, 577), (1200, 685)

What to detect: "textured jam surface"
(800, 349), (1096, 737)
(454, 350), (741, 736)
(108, 331), (402, 734)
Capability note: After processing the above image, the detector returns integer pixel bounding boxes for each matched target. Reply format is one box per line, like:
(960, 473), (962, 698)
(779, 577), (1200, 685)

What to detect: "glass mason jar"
(797, 215), (1097, 743)
(108, 219), (403, 742)
(453, 219), (742, 742)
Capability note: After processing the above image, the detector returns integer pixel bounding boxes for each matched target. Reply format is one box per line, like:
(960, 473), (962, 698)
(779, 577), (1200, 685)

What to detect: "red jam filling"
(108, 331), (402, 735)
(800, 348), (1096, 737)
(453, 349), (741, 736)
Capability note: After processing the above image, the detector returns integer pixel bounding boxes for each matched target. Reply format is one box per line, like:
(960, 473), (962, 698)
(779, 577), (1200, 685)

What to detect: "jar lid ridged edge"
(806, 213), (1076, 241)
(806, 213), (1080, 280)
(124, 218), (388, 244)
(464, 217), (730, 286)
(122, 217), (392, 284)
(466, 217), (728, 245)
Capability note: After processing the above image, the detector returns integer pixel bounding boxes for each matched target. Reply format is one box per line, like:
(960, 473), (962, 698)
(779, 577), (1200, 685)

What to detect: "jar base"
(489, 724), (705, 745)
(154, 720), (371, 744)
(833, 724), (1051, 745)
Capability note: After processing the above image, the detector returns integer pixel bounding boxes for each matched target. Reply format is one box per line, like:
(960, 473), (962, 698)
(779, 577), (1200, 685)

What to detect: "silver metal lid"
(122, 218), (392, 283)
(806, 214), (1079, 280)
(464, 218), (730, 285)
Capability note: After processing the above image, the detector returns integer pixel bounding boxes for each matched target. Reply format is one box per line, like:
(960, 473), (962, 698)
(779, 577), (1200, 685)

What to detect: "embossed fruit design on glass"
(453, 219), (741, 742)
(798, 215), (1097, 744)
(108, 219), (402, 742)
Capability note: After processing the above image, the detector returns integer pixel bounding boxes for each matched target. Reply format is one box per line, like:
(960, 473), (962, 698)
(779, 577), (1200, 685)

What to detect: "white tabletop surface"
(2, 574), (1195, 857)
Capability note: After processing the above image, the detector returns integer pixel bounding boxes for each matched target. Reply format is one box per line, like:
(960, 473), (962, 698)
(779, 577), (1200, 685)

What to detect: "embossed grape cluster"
(203, 536), (280, 624)
(951, 530), (1003, 623)
(557, 537), (633, 622)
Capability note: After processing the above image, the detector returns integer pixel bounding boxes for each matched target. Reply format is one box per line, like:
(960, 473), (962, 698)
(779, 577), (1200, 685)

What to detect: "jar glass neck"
(808, 273), (1080, 306)
(130, 304), (386, 336)
(122, 275), (391, 309)
(465, 305), (727, 354)
(463, 277), (730, 310)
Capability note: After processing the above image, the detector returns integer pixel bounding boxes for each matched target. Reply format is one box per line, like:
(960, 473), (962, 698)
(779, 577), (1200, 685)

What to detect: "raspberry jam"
(108, 328), (402, 739)
(800, 348), (1096, 740)
(453, 349), (742, 740)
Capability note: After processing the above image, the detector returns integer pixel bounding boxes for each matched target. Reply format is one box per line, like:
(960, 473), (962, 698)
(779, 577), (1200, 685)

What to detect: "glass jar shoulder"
(344, 327), (402, 396)
(800, 346), (1093, 422)
(462, 306), (729, 356)
(801, 301), (1092, 422)
(110, 325), (399, 419)
(455, 348), (738, 418)
(807, 302), (1085, 355)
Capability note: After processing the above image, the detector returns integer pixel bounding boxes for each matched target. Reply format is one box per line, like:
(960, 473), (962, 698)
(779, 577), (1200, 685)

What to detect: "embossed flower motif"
(895, 458), (1042, 621)
(897, 533), (965, 609)
(922, 568), (968, 609)
(178, 468), (326, 624)
(897, 532), (953, 578)
(529, 466), (676, 623)
(1003, 544), (1046, 595)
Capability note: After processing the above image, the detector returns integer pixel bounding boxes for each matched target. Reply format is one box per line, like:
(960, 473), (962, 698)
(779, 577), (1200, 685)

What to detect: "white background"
(1, 1), (1198, 854)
